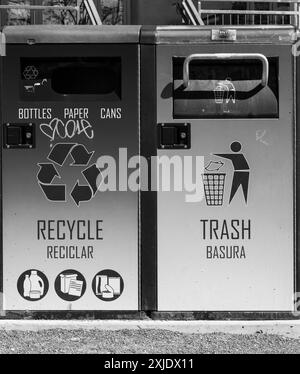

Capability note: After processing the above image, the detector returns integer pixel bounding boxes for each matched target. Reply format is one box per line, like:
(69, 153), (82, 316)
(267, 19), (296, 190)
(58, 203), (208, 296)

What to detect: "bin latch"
(158, 123), (190, 150)
(3, 123), (35, 149)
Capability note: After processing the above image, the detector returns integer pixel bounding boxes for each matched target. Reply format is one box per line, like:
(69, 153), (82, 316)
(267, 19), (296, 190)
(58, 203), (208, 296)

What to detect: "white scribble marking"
(256, 129), (269, 146)
(40, 118), (94, 141)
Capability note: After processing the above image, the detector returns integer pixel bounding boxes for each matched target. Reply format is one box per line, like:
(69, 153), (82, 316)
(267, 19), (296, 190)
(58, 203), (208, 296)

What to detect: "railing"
(80, 0), (102, 25)
(196, 0), (300, 27)
(0, 0), (102, 27)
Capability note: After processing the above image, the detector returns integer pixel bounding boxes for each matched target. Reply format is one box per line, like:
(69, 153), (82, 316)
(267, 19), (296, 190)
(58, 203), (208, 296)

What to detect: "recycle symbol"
(23, 65), (39, 80)
(37, 143), (103, 207)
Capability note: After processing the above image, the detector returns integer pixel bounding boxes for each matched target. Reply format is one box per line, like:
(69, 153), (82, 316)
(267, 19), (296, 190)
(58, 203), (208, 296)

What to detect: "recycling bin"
(141, 26), (296, 312)
(0, 25), (140, 311)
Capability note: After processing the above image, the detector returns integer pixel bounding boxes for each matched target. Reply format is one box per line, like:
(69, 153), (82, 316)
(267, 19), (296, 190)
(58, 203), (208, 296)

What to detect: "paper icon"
(55, 270), (86, 301)
(68, 280), (84, 297)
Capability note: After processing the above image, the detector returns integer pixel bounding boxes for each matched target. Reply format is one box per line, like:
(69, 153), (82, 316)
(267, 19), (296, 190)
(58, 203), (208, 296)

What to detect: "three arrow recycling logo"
(37, 143), (102, 207)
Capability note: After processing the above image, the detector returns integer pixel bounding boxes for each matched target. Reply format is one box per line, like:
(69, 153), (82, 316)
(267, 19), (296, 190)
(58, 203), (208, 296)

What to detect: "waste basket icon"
(202, 173), (226, 206)
(214, 85), (225, 104)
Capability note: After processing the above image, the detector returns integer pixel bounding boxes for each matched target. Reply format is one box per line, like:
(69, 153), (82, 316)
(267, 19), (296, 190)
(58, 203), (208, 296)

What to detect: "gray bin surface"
(1, 26), (140, 311)
(141, 26), (296, 312)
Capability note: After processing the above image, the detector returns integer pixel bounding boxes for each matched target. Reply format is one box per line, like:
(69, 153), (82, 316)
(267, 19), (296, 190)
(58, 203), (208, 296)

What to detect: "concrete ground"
(0, 320), (300, 339)
(0, 321), (299, 353)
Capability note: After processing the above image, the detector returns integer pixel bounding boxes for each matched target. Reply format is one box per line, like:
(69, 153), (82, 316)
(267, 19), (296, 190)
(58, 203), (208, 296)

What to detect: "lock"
(3, 123), (35, 149)
(158, 123), (190, 149)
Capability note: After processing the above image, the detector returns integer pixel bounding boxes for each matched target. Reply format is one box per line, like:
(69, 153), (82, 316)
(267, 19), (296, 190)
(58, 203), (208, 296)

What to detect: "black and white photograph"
(0, 0), (299, 362)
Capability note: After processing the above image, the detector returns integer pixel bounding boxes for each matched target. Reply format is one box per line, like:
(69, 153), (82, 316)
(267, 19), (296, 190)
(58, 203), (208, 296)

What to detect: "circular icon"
(23, 65), (39, 80)
(54, 270), (86, 301)
(17, 269), (49, 301)
(92, 270), (124, 302)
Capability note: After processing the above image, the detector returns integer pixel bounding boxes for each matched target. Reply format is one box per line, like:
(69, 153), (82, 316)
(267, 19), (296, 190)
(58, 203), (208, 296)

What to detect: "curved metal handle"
(183, 53), (269, 89)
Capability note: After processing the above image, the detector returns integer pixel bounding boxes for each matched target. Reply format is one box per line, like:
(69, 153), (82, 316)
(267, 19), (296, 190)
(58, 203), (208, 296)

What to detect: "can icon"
(202, 173), (226, 206)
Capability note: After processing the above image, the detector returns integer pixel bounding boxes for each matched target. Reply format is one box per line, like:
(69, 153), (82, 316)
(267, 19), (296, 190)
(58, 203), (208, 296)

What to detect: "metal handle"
(183, 53), (269, 88)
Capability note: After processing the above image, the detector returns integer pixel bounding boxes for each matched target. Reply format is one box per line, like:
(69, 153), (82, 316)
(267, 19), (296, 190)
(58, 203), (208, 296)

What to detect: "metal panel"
(140, 25), (296, 45)
(3, 25), (141, 44)
(1, 41), (140, 311)
(155, 42), (294, 311)
(141, 45), (157, 311)
(296, 49), (300, 305)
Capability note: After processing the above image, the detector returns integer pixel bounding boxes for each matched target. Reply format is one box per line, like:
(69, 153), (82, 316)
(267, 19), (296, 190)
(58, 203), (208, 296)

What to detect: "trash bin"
(141, 26), (296, 312)
(1, 25), (140, 311)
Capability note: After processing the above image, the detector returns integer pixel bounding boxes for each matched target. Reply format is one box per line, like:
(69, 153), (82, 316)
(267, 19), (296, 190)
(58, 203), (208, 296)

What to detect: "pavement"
(0, 320), (299, 339)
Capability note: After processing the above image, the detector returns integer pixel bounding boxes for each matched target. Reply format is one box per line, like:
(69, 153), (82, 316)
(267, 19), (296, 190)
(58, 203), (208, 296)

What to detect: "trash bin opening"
(172, 57), (279, 119)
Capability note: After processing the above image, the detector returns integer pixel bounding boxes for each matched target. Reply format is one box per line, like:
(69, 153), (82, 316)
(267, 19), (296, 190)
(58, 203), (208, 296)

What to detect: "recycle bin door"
(1, 41), (139, 311)
(155, 44), (294, 311)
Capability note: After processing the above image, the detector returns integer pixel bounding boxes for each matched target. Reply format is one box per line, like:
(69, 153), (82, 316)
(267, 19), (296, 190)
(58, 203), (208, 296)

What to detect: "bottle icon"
(23, 274), (30, 297)
(28, 270), (44, 299)
(18, 270), (49, 301)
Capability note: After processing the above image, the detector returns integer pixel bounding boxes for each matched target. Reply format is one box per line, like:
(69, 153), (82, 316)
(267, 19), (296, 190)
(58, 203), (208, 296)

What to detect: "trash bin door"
(155, 43), (294, 311)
